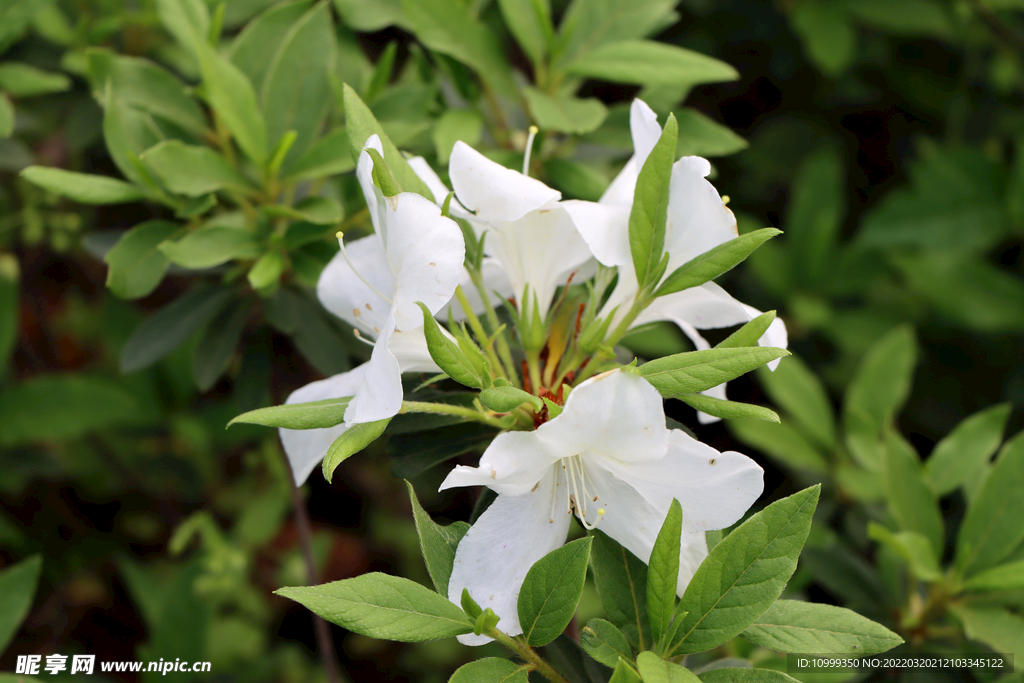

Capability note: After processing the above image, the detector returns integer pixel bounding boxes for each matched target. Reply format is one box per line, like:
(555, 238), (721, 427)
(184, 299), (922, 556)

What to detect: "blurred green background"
(1, 0), (1022, 681)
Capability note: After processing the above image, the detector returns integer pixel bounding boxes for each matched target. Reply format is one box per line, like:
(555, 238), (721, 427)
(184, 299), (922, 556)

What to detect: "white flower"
(564, 100), (787, 420)
(279, 136), (465, 484)
(440, 370), (763, 645)
(448, 142), (594, 320)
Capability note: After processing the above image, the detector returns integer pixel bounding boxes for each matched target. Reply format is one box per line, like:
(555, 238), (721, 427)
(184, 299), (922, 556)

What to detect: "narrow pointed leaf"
(867, 523), (941, 582)
(647, 499), (682, 645)
(679, 395), (780, 423)
(962, 559), (1024, 592)
(655, 229), (782, 297)
(479, 385), (543, 413)
(21, 166), (145, 204)
(742, 600), (903, 655)
(450, 659), (530, 683)
(104, 221), (180, 299)
(755, 355), (836, 449)
(629, 113), (676, 289)
(925, 403), (1011, 496)
(406, 482), (470, 595)
(884, 430), (943, 554)
(609, 658), (641, 683)
(0, 554), (42, 653)
(322, 418), (390, 482)
(591, 531), (651, 651)
(417, 302), (484, 389)
(715, 311), (776, 349)
(636, 652), (700, 682)
(229, 397), (352, 429)
(640, 347), (790, 398)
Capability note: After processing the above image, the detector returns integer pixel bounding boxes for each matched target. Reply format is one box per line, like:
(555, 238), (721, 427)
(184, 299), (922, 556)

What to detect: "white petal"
(450, 141), (560, 224)
(600, 100), (662, 207)
(383, 192), (466, 330)
(279, 363), (370, 484)
(343, 315), (403, 424)
(356, 135), (388, 241)
(440, 430), (560, 496)
(579, 457), (708, 595)
(407, 155), (450, 205)
(447, 469), (571, 644)
(634, 282), (750, 332)
(317, 234), (394, 336)
(539, 370), (668, 464)
(597, 430), (763, 534)
(740, 303), (789, 371)
(664, 156), (738, 271)
(485, 202), (594, 319)
(388, 325), (440, 373)
(561, 200), (631, 268)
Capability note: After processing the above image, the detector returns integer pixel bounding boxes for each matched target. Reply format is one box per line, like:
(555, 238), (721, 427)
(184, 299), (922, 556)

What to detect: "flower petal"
(599, 99), (662, 207)
(317, 233), (394, 336)
(383, 192), (466, 331)
(664, 156), (738, 271)
(440, 430), (560, 496)
(580, 457), (709, 594)
(562, 200), (631, 268)
(355, 134), (388, 241)
(343, 315), (403, 424)
(450, 141), (560, 224)
(634, 282), (750, 332)
(539, 369), (668, 464)
(279, 363), (370, 484)
(447, 469), (571, 644)
(387, 325), (440, 373)
(597, 430), (763, 534)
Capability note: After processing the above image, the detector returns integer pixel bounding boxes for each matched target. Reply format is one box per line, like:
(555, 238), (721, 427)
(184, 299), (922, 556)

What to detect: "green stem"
(399, 400), (505, 429)
(525, 349), (543, 393)
(469, 268), (519, 387)
(487, 629), (570, 683)
(455, 285), (507, 380)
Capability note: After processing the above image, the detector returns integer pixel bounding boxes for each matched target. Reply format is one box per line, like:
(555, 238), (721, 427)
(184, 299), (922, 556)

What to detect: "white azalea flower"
(279, 136), (465, 484)
(440, 370), (763, 644)
(448, 141), (594, 320)
(565, 100), (787, 420)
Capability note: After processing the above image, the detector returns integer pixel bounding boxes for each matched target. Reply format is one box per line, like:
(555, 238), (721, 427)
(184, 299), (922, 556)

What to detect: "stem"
(469, 268), (520, 386)
(487, 629), (571, 683)
(281, 456), (343, 683)
(525, 349), (543, 394)
(400, 400), (505, 429)
(455, 285), (507, 380)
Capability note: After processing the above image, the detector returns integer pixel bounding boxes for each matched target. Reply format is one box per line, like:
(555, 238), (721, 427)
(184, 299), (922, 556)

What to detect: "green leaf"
(0, 554), (42, 653)
(553, 0), (678, 69)
(859, 148), (1004, 250)
(716, 311), (777, 350)
(0, 62), (70, 96)
(322, 419), (391, 482)
(846, 0), (952, 37)
(192, 300), (252, 391)
(332, 0), (405, 31)
(590, 531), (651, 651)
(669, 485), (820, 655)
(276, 572), (473, 641)
(449, 659), (530, 683)
(639, 347), (791, 398)
(891, 253), (1024, 334)
(883, 430), (943, 554)
(956, 432), (1024, 578)
(230, 0), (313, 87)
(264, 196), (343, 225)
(142, 140), (252, 196)
(284, 128), (355, 182)
(195, 41), (267, 165)
(366, 147), (400, 197)
(399, 0), (517, 97)
(543, 158), (609, 202)
(518, 537), (593, 646)
(156, 0), (210, 51)
(789, 1), (856, 76)
(635, 652), (700, 682)
(647, 500), (682, 645)
(699, 669), (800, 683)
(0, 375), (137, 446)
(389, 423), (498, 479)
(962, 559), (1024, 592)
(787, 145), (844, 285)
(120, 287), (236, 372)
(417, 302), (484, 389)
(99, 87), (163, 190)
(755, 356), (836, 449)
(159, 225), (263, 269)
(20, 166), (146, 204)
(843, 324), (916, 446)
(925, 403), (1011, 496)
(727, 419), (828, 473)
(247, 251), (285, 291)
(524, 87), (607, 135)
(342, 84), (433, 199)
(479, 385), (543, 413)
(85, 51), (207, 135)
(654, 228), (782, 297)
(258, 1), (336, 169)
(497, 0), (553, 66)
(565, 40), (737, 88)
(742, 600), (902, 655)
(230, 397), (351, 429)
(679, 395), (780, 423)
(675, 108), (747, 158)
(580, 618), (633, 668)
(406, 481), (470, 596)
(608, 657), (641, 683)
(629, 113), (676, 289)
(948, 604), (1024, 656)
(104, 221), (180, 299)
(0, 255), (18, 369)
(867, 523), (941, 582)
(433, 109), (483, 164)
(0, 93), (12, 138)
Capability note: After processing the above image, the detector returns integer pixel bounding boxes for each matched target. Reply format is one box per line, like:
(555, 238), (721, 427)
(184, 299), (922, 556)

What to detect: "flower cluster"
(277, 99), (785, 642)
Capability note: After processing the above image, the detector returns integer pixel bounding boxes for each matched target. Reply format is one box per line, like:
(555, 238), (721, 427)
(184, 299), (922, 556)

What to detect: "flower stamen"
(336, 232), (394, 305)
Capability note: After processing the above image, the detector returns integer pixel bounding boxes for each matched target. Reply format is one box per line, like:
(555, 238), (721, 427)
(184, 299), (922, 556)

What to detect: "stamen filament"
(336, 232), (394, 305)
(522, 125), (538, 176)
